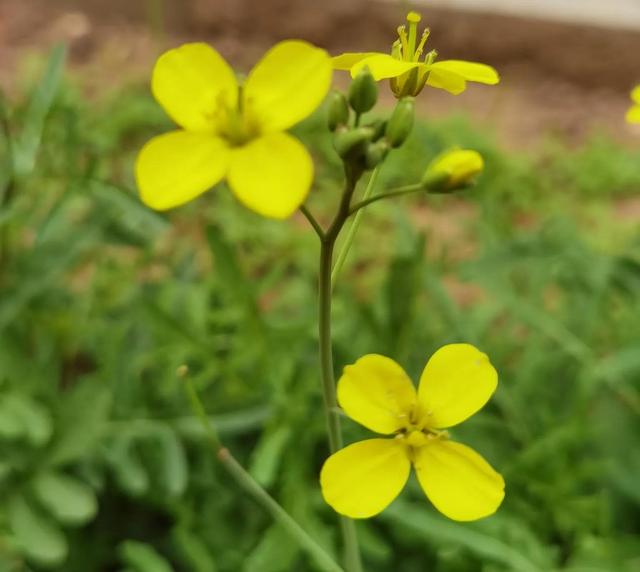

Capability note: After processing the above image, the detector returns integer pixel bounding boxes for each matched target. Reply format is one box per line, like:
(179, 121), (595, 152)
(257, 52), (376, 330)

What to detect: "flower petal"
(337, 354), (417, 434)
(627, 105), (640, 124)
(227, 132), (312, 219)
(136, 131), (230, 210)
(151, 43), (238, 132)
(430, 60), (500, 85)
(351, 54), (421, 81)
(425, 67), (467, 95)
(631, 86), (640, 104)
(320, 439), (410, 518)
(426, 61), (498, 95)
(418, 344), (497, 428)
(332, 52), (381, 71)
(243, 40), (332, 133)
(414, 439), (505, 521)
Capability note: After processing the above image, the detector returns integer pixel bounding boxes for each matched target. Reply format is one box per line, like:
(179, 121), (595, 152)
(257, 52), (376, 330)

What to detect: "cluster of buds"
(327, 68), (415, 173)
(328, 67), (483, 192)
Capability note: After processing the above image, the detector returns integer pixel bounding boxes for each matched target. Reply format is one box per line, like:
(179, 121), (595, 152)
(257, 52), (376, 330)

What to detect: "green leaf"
(105, 435), (149, 497)
(13, 45), (66, 178)
(33, 472), (98, 526)
(243, 525), (299, 572)
(172, 527), (217, 572)
(154, 428), (188, 497)
(8, 495), (68, 567)
(47, 381), (111, 466)
(249, 425), (291, 488)
(383, 501), (548, 572)
(118, 540), (174, 572)
(8, 394), (53, 446)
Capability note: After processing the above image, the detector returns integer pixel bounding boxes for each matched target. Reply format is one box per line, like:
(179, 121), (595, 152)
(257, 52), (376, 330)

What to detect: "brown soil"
(1, 0), (640, 147)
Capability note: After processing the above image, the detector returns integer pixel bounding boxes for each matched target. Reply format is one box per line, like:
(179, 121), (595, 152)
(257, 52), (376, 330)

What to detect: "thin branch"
(300, 204), (325, 240)
(348, 183), (424, 215)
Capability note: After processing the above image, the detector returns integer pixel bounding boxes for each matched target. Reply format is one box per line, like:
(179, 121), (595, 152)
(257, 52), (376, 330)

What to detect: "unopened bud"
(422, 149), (484, 192)
(348, 68), (378, 114)
(385, 98), (415, 147)
(327, 91), (350, 131)
(365, 140), (390, 169)
(368, 119), (388, 141)
(334, 126), (374, 159)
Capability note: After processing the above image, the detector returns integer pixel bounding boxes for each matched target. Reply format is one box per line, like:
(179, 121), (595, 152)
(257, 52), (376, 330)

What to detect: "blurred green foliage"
(0, 47), (639, 572)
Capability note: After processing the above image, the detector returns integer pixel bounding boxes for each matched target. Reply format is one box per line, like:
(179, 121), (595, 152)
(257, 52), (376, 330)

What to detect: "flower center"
(395, 11), (433, 63)
(395, 407), (447, 448)
(215, 87), (261, 147)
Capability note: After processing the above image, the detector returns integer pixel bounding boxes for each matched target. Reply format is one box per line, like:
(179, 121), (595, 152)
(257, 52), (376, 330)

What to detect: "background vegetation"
(0, 47), (639, 571)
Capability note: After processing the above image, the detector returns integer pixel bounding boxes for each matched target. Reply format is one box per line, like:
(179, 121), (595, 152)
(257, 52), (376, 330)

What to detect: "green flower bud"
(327, 91), (350, 131)
(348, 68), (378, 114)
(385, 98), (415, 147)
(365, 140), (390, 169)
(422, 149), (484, 192)
(368, 119), (388, 141)
(334, 126), (374, 159)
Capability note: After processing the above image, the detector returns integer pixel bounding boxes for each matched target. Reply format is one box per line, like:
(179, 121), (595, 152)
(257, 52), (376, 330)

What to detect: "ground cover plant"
(0, 27), (639, 571)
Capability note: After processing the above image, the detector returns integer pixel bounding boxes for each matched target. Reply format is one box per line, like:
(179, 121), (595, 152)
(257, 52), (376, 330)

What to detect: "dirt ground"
(2, 0), (640, 147)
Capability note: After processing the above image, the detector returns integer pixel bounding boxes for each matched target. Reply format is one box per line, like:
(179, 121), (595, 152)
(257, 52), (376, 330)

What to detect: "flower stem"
(182, 373), (344, 572)
(348, 182), (424, 215)
(317, 171), (363, 572)
(331, 166), (381, 289)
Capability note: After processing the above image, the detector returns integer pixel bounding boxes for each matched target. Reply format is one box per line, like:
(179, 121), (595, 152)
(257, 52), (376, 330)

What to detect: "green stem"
(348, 183), (423, 215)
(318, 171), (363, 572)
(300, 204), (325, 240)
(0, 93), (15, 285)
(331, 166), (381, 289)
(182, 374), (344, 572)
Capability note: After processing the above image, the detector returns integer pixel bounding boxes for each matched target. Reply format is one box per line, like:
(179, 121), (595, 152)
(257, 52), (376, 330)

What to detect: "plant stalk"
(331, 166), (381, 289)
(183, 374), (344, 572)
(317, 170), (363, 572)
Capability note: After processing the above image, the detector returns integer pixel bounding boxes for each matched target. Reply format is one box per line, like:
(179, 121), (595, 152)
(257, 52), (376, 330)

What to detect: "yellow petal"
(337, 354), (417, 434)
(243, 40), (332, 133)
(425, 61), (499, 95)
(425, 67), (467, 95)
(627, 104), (640, 124)
(227, 132), (312, 219)
(136, 131), (230, 210)
(332, 52), (381, 71)
(351, 54), (420, 81)
(417, 344), (497, 428)
(414, 439), (504, 521)
(320, 439), (410, 518)
(631, 86), (640, 104)
(151, 43), (238, 132)
(430, 60), (500, 85)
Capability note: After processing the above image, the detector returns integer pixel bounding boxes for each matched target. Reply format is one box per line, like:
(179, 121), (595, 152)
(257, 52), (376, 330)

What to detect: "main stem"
(318, 171), (363, 572)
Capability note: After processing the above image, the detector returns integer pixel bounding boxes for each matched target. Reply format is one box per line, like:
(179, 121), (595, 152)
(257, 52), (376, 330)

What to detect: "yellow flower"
(136, 41), (332, 219)
(423, 148), (484, 190)
(626, 86), (640, 124)
(320, 344), (505, 521)
(332, 12), (499, 98)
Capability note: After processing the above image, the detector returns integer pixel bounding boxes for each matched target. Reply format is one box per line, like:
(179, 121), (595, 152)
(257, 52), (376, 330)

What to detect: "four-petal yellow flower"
(136, 41), (332, 218)
(333, 12), (499, 97)
(320, 344), (505, 521)
(626, 86), (640, 124)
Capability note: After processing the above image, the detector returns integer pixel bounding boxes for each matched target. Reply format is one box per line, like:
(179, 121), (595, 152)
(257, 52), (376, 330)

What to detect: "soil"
(2, 0), (640, 147)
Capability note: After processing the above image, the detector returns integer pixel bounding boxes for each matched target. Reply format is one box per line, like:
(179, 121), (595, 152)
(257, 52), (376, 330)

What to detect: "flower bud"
(422, 149), (484, 192)
(334, 126), (374, 159)
(368, 119), (388, 141)
(365, 140), (390, 169)
(385, 98), (415, 147)
(348, 68), (378, 114)
(327, 91), (350, 131)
